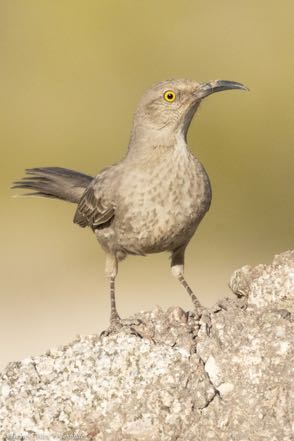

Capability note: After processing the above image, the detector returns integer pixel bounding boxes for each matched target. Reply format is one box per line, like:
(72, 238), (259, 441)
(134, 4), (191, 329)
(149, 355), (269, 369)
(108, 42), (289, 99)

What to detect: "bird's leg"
(105, 253), (120, 324)
(109, 275), (120, 324)
(103, 253), (143, 336)
(171, 246), (203, 316)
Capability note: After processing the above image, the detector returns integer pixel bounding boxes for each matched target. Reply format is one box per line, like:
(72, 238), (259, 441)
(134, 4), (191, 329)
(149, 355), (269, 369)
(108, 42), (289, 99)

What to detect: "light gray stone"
(1, 251), (293, 440)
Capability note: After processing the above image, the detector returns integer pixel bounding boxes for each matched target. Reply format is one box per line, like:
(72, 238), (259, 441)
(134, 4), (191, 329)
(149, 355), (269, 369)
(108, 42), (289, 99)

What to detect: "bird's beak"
(195, 80), (248, 100)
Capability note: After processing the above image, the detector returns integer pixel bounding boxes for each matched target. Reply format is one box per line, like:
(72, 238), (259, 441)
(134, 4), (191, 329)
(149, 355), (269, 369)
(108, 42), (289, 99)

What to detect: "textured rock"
(1, 251), (294, 440)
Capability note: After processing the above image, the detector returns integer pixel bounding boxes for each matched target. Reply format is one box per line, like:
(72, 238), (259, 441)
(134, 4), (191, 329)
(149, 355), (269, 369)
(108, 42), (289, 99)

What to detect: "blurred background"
(1, 0), (293, 368)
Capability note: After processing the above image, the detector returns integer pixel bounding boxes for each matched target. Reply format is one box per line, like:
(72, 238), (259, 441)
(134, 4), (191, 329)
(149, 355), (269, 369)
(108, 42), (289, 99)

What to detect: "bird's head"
(131, 79), (247, 145)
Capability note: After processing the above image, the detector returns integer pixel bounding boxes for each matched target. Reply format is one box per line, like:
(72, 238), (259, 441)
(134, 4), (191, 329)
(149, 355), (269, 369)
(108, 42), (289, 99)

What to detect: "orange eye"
(164, 90), (176, 102)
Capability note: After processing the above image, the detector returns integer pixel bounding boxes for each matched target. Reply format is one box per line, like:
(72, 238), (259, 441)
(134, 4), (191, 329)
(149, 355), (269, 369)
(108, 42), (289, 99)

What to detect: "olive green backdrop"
(1, 0), (293, 367)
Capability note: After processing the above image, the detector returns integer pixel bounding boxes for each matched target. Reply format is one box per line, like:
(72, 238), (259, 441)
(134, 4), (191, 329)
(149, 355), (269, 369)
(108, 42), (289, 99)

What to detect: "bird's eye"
(164, 90), (176, 102)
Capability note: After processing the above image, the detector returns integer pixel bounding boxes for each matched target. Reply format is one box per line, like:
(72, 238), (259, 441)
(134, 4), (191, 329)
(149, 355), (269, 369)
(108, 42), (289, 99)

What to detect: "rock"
(1, 251), (293, 440)
(229, 250), (294, 310)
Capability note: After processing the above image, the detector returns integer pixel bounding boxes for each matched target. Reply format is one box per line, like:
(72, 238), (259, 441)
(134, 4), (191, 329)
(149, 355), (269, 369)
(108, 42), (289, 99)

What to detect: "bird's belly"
(115, 179), (210, 255)
(126, 210), (198, 253)
(96, 151), (212, 256)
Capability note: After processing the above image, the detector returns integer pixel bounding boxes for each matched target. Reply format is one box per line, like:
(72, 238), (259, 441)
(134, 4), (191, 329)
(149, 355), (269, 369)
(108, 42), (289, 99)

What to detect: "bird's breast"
(113, 147), (211, 254)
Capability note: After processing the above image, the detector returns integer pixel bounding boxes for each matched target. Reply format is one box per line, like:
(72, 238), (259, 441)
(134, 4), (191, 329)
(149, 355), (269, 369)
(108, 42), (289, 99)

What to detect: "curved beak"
(195, 80), (248, 100)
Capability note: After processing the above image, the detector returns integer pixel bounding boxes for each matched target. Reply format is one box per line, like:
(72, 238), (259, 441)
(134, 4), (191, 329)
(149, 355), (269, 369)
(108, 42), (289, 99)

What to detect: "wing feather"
(74, 182), (115, 229)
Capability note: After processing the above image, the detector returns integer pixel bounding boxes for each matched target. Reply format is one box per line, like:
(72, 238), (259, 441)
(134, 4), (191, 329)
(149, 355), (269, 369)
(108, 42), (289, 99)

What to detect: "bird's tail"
(12, 167), (93, 204)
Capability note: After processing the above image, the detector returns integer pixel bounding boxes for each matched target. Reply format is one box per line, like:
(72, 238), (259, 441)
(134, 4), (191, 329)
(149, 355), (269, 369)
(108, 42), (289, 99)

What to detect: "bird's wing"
(73, 178), (115, 229)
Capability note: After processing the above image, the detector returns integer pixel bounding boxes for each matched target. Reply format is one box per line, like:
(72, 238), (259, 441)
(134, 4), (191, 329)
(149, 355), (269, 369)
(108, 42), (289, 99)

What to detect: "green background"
(1, 0), (293, 367)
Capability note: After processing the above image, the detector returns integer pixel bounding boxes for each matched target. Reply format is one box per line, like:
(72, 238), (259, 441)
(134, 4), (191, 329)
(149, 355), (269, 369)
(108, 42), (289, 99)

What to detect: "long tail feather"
(11, 167), (93, 204)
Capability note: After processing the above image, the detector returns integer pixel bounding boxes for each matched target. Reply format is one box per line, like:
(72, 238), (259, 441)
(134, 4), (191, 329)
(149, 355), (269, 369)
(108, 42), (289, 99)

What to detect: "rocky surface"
(1, 251), (293, 441)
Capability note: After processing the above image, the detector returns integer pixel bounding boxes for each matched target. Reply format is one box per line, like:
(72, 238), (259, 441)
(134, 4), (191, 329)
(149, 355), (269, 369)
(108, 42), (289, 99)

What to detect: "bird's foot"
(101, 316), (144, 338)
(191, 303), (206, 321)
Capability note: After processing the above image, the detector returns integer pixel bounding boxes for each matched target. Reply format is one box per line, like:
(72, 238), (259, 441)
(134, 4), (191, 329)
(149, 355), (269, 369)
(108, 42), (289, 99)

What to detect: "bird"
(12, 78), (247, 326)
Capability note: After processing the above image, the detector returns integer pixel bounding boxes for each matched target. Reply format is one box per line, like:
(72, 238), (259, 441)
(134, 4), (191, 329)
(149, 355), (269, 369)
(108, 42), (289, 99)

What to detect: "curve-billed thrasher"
(12, 79), (247, 324)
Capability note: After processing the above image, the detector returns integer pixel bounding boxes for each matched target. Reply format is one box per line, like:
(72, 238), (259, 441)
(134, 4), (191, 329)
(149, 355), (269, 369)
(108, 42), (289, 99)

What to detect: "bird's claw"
(191, 304), (206, 321)
(100, 317), (144, 338)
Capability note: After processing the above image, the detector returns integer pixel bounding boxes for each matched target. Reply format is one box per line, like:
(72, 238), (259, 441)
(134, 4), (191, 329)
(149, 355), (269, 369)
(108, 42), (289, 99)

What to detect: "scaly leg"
(105, 253), (120, 324)
(171, 246), (203, 315)
(103, 253), (142, 336)
(109, 275), (120, 324)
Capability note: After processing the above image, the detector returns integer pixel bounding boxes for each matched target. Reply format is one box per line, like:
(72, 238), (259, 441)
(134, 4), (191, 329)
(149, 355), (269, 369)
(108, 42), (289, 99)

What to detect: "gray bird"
(12, 78), (247, 326)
